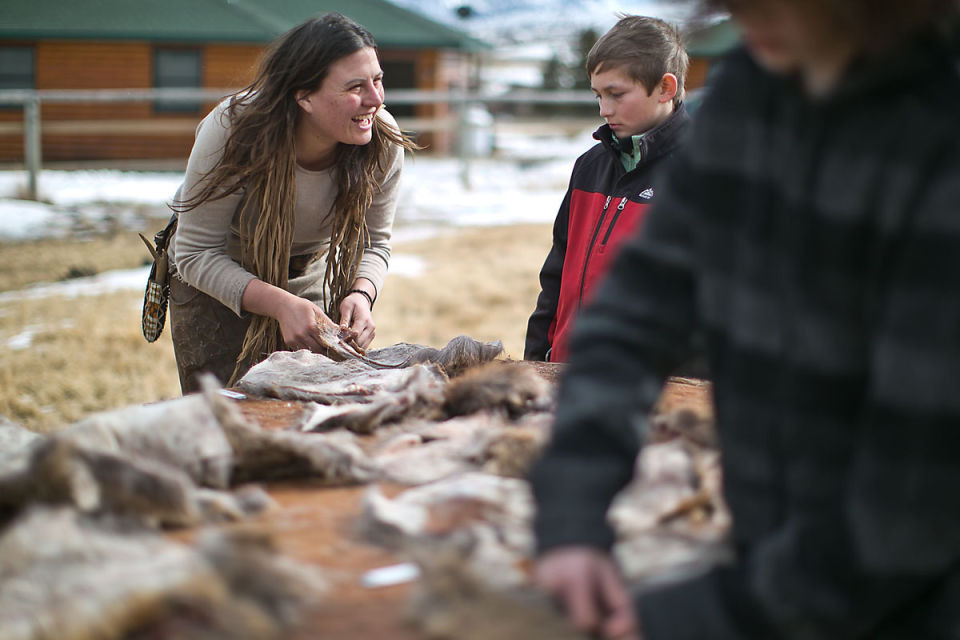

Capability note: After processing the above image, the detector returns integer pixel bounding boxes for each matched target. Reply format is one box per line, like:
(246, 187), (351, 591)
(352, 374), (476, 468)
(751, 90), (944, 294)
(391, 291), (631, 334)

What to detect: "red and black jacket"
(524, 104), (691, 362)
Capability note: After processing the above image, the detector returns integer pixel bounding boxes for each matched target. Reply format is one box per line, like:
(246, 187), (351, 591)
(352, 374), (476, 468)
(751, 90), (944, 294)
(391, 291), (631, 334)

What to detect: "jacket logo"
(638, 188), (654, 199)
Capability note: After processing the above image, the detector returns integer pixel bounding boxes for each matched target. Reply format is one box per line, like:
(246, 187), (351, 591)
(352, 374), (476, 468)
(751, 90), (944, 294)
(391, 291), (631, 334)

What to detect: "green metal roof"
(0, 0), (489, 50)
(684, 17), (739, 57)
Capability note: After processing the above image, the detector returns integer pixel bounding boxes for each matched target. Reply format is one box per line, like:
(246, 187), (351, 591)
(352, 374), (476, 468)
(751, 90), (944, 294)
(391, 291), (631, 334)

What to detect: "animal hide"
(60, 385), (235, 489)
(609, 438), (733, 583)
(360, 410), (732, 622)
(195, 485), (276, 524)
(289, 359), (553, 439)
(467, 412), (552, 478)
(236, 335), (506, 404)
(1, 336), (728, 639)
(404, 531), (587, 640)
(368, 410), (552, 485)
(357, 472), (534, 589)
(0, 436), (274, 529)
(237, 350), (448, 405)
(0, 417), (44, 476)
(223, 418), (376, 485)
(295, 365), (447, 434)
(442, 361), (554, 419)
(0, 507), (327, 640)
(367, 335), (504, 377)
(0, 376), (379, 527)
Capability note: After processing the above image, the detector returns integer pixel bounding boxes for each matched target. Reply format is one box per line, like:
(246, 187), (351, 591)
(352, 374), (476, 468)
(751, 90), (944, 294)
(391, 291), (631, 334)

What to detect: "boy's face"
(590, 66), (675, 139)
(728, 0), (848, 77)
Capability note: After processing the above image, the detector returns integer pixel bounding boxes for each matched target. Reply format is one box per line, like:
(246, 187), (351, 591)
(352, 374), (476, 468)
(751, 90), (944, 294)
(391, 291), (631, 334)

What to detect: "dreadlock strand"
(230, 147), (297, 384)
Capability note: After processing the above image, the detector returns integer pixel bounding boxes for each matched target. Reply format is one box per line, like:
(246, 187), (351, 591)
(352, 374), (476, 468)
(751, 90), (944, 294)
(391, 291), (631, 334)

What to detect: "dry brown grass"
(0, 232), (153, 291)
(0, 222), (553, 432)
(375, 224), (550, 358)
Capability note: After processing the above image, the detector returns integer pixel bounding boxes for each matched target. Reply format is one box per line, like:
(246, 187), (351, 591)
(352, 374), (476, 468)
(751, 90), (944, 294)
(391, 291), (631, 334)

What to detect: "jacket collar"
(594, 102), (691, 169)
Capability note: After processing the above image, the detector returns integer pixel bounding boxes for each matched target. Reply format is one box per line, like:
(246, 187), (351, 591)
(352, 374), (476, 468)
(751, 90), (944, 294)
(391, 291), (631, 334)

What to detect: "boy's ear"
(658, 73), (679, 103)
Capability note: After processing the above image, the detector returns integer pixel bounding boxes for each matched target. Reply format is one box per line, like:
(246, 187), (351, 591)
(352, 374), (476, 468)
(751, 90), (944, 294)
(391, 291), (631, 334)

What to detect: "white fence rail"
(0, 88), (599, 199)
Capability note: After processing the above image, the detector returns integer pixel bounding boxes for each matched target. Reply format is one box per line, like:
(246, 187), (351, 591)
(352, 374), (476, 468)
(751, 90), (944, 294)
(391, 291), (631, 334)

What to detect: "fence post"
(24, 97), (41, 201)
(456, 93), (472, 190)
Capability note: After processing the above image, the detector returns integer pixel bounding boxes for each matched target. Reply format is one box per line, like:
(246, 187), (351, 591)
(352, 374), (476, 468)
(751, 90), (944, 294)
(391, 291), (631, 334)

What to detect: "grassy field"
(0, 219), (553, 432)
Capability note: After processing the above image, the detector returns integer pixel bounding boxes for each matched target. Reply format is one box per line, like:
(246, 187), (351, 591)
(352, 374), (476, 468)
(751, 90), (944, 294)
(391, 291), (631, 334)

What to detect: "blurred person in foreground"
(167, 13), (417, 393)
(524, 15), (692, 363)
(530, 1), (960, 638)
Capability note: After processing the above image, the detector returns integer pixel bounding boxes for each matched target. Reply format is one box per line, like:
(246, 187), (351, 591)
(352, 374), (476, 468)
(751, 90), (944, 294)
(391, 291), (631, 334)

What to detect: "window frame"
(152, 47), (204, 114)
(0, 45), (35, 112)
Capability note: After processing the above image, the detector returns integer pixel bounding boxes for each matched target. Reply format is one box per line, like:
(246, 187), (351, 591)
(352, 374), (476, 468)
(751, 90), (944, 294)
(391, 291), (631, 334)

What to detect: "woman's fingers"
(355, 323), (375, 349)
(339, 304), (354, 329)
(339, 296), (376, 348)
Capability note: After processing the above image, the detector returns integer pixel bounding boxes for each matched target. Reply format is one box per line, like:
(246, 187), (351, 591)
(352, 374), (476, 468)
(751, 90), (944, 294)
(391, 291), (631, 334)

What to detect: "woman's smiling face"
(295, 46), (385, 151)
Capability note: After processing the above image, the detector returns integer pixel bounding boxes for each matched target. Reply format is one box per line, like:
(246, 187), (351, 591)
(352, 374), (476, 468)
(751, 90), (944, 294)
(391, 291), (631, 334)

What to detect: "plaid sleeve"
(639, 143), (960, 640)
(849, 147), (960, 571)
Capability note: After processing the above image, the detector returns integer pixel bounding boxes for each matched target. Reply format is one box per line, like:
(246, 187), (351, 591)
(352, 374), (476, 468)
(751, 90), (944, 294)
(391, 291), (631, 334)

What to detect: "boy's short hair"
(586, 15), (689, 106)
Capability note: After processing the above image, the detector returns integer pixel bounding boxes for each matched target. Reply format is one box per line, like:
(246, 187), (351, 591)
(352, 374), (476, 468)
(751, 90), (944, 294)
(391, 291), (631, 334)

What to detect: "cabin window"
(0, 46), (34, 89)
(153, 48), (203, 113)
(380, 60), (416, 118)
(0, 46), (33, 111)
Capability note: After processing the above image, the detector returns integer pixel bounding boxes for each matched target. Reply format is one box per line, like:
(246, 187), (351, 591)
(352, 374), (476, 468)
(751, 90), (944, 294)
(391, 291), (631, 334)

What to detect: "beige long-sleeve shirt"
(169, 99), (404, 316)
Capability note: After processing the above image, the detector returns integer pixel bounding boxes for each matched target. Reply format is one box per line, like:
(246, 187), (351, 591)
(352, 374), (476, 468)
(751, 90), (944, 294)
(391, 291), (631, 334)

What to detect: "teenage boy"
(524, 16), (690, 363)
(530, 1), (960, 638)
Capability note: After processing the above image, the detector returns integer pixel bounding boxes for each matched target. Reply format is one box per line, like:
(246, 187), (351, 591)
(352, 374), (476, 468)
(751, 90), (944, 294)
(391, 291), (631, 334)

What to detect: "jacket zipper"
(578, 195), (618, 306)
(601, 196), (629, 245)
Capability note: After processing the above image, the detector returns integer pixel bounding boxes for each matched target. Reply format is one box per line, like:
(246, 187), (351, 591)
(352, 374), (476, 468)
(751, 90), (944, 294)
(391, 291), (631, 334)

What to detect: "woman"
(167, 13), (418, 393)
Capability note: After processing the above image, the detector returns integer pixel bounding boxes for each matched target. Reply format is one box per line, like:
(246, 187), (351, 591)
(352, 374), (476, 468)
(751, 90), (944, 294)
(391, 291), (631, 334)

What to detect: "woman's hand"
(275, 294), (336, 351)
(241, 279), (334, 352)
(339, 289), (375, 349)
(535, 546), (642, 640)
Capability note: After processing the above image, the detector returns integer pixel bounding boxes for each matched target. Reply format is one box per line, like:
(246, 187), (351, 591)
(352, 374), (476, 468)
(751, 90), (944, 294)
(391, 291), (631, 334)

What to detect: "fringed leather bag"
(138, 214), (178, 343)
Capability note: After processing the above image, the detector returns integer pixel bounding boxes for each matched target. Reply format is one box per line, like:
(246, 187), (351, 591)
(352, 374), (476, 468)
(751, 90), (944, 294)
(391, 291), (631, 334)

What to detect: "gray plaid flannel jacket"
(531, 30), (960, 640)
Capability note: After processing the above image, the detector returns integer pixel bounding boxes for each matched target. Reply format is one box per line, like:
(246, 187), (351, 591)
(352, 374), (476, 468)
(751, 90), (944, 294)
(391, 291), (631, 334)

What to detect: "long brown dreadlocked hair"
(173, 13), (418, 384)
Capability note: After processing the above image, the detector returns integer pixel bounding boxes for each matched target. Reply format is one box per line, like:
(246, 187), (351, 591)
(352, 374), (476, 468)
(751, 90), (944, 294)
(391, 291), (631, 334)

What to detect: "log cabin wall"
(0, 40), (464, 163)
(685, 57), (712, 92)
(1, 41), (262, 162)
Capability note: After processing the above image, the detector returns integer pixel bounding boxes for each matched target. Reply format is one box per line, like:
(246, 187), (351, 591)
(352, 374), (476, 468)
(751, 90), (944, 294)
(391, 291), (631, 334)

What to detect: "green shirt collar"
(611, 131), (646, 172)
